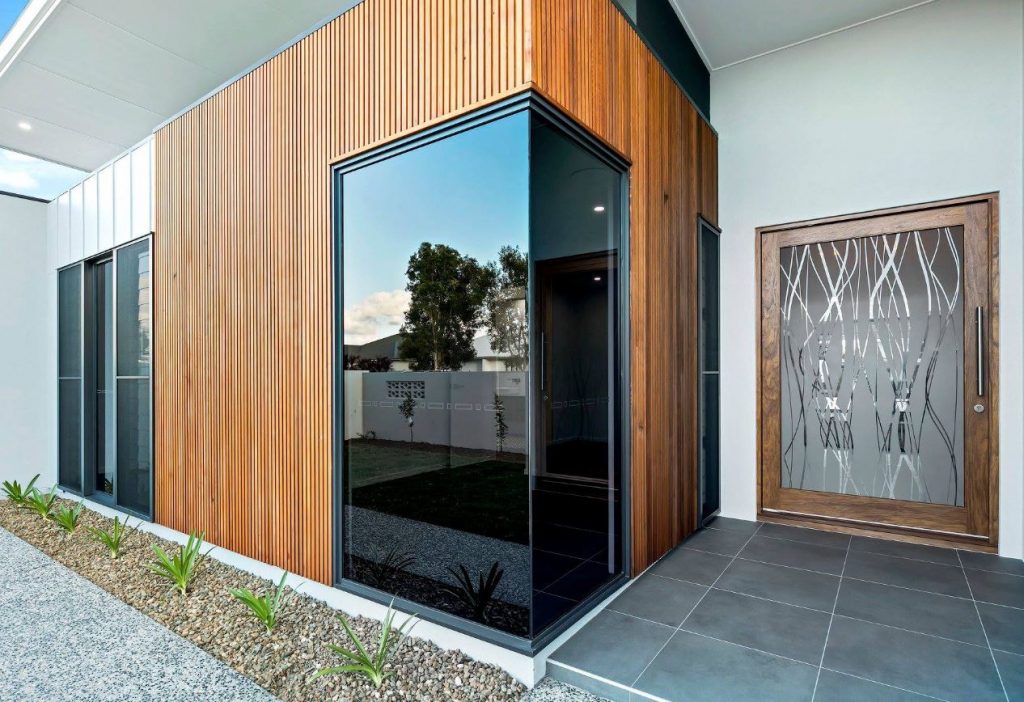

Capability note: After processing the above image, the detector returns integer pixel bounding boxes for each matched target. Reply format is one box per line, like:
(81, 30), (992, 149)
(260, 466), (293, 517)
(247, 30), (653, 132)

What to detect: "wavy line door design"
(759, 197), (997, 544)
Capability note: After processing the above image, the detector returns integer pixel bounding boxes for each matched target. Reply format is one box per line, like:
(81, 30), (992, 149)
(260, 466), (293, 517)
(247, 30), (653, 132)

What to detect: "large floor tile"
(960, 549), (1024, 577)
(705, 516), (761, 535)
(835, 578), (986, 645)
(549, 610), (674, 687)
(823, 616), (1004, 702)
(607, 574), (706, 627)
(681, 527), (752, 557)
(843, 549), (971, 597)
(967, 568), (1024, 609)
(994, 650), (1024, 701)
(682, 588), (830, 664)
(715, 557), (839, 612)
(634, 629), (818, 702)
(814, 669), (935, 701)
(739, 535), (847, 575)
(979, 602), (1024, 655)
(757, 523), (851, 549)
(649, 546), (731, 586)
(850, 536), (960, 566)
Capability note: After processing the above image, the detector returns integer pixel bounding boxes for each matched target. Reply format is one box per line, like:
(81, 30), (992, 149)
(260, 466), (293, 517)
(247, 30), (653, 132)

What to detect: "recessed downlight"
(17, 121), (31, 131)
(593, 205), (605, 213)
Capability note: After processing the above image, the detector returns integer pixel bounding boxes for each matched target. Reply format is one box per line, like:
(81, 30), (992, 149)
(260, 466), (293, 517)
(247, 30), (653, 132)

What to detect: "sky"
(342, 112), (530, 345)
(0, 0), (89, 200)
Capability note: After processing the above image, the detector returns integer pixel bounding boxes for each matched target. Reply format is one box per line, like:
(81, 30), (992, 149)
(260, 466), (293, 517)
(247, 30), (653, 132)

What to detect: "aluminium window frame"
(331, 91), (632, 654)
(56, 234), (154, 522)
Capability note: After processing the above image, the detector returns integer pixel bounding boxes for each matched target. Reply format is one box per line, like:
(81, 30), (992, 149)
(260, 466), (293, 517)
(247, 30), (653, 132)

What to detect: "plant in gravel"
(312, 600), (417, 689)
(25, 486), (58, 520)
(2, 474), (39, 507)
(362, 545), (416, 590)
(443, 561), (504, 624)
(147, 530), (208, 596)
(87, 516), (138, 558)
(52, 502), (84, 534)
(230, 572), (290, 632)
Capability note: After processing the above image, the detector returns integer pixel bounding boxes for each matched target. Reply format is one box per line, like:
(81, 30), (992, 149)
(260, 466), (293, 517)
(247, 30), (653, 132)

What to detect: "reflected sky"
(343, 112), (529, 345)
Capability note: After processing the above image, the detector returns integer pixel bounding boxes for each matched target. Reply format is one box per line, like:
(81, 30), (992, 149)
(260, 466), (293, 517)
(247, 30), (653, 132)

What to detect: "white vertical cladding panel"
(130, 142), (152, 237)
(55, 194), (70, 267)
(47, 200), (59, 271)
(97, 164), (114, 252)
(113, 153), (132, 245)
(148, 139), (155, 232)
(68, 184), (83, 263)
(82, 175), (98, 258)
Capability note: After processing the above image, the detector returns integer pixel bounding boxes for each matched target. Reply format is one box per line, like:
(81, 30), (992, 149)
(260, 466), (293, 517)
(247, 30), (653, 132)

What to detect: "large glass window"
(339, 103), (626, 641)
(58, 265), (83, 491)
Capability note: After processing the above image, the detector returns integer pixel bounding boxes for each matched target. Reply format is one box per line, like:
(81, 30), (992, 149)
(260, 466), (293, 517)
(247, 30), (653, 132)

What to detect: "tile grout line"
(627, 523), (766, 691)
(820, 667), (951, 702)
(811, 532), (851, 701)
(957, 549), (1010, 701)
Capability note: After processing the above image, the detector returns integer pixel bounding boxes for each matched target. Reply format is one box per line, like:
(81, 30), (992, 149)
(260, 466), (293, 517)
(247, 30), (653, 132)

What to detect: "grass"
(351, 456), (528, 544)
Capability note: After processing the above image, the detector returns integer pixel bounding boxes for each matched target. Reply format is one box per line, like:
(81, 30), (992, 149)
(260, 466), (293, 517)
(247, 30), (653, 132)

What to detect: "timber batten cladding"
(154, 0), (717, 584)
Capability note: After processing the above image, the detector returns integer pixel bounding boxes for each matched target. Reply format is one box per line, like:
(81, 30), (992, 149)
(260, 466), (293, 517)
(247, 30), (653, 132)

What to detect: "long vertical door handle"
(976, 306), (985, 397)
(540, 332), (546, 392)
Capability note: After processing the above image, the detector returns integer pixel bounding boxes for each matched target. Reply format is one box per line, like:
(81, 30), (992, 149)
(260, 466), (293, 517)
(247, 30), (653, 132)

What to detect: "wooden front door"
(757, 194), (999, 548)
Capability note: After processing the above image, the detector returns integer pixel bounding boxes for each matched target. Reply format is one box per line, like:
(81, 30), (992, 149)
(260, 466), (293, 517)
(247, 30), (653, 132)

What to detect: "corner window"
(337, 99), (627, 643)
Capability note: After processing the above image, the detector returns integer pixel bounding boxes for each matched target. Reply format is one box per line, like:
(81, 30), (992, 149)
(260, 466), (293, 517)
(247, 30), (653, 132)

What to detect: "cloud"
(344, 288), (410, 345)
(0, 168), (38, 190)
(0, 148), (86, 199)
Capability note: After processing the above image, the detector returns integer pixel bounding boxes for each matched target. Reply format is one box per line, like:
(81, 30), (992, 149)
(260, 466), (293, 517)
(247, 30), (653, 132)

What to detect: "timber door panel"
(758, 195), (998, 546)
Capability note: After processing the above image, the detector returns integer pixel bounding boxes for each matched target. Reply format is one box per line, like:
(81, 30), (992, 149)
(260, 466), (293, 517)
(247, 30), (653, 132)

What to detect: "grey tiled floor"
(0, 527), (276, 702)
(547, 518), (1024, 702)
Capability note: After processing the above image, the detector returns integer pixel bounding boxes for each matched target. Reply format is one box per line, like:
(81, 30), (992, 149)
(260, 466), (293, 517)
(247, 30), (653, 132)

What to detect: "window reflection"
(340, 107), (625, 639)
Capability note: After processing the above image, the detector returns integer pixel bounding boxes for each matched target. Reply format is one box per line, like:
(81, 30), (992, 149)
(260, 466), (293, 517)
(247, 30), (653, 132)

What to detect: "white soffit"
(0, 0), (358, 171)
(671, 0), (934, 70)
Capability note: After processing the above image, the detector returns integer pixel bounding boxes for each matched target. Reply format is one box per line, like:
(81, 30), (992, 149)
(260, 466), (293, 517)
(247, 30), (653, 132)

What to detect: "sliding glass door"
(57, 238), (152, 519)
(336, 98), (627, 644)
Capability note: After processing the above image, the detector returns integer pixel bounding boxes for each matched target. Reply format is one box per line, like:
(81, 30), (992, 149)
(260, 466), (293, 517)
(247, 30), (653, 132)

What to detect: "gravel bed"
(0, 498), (527, 702)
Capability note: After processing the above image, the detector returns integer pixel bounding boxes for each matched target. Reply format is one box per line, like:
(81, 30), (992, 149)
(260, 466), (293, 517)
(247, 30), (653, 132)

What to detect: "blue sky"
(0, 0), (88, 200)
(342, 112), (529, 344)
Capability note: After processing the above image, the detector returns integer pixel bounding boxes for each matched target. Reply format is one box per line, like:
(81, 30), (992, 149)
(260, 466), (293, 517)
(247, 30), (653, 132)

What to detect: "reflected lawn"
(348, 440), (529, 544)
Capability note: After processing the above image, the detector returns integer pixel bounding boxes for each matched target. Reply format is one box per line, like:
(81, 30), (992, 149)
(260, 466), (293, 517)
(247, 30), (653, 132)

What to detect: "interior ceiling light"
(593, 205), (605, 213)
(17, 121), (31, 131)
(594, 276), (602, 282)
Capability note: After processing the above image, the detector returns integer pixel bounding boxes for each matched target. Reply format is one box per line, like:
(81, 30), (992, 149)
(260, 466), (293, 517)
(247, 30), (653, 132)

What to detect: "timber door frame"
(756, 193), (1000, 549)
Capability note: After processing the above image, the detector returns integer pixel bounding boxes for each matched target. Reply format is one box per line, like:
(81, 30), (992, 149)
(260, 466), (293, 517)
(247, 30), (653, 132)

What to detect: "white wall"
(0, 193), (55, 490)
(711, 0), (1024, 557)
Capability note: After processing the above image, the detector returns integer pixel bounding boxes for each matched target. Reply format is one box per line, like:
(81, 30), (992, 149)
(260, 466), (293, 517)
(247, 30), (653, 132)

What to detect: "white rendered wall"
(0, 193), (55, 489)
(711, 0), (1024, 557)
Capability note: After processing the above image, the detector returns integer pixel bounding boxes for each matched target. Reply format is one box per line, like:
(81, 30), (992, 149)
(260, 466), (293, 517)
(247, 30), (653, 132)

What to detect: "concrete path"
(0, 527), (277, 702)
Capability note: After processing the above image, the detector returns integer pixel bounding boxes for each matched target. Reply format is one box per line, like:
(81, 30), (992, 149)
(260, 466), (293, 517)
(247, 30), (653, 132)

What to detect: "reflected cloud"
(344, 288), (410, 345)
(0, 148), (87, 200)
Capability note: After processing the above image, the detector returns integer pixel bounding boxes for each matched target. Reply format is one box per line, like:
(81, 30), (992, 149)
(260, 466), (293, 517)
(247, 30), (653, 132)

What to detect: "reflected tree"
(484, 245), (529, 370)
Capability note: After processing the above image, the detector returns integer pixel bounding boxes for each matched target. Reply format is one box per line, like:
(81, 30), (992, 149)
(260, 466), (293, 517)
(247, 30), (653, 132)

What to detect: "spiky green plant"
(87, 516), (137, 558)
(147, 531), (208, 596)
(443, 561), (504, 623)
(230, 572), (290, 632)
(2, 474), (39, 507)
(52, 502), (84, 534)
(362, 545), (416, 590)
(312, 600), (417, 689)
(25, 486), (57, 520)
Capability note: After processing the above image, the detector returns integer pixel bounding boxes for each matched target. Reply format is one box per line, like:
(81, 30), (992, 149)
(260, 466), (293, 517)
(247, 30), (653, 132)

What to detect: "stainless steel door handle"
(976, 306), (984, 397)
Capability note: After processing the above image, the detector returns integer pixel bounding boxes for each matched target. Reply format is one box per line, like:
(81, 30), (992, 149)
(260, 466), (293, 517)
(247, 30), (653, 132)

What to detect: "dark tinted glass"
(116, 379), (151, 515)
(341, 112), (531, 636)
(116, 240), (152, 377)
(529, 113), (623, 635)
(58, 266), (81, 377)
(699, 223), (720, 521)
(58, 265), (82, 490)
(58, 379), (82, 490)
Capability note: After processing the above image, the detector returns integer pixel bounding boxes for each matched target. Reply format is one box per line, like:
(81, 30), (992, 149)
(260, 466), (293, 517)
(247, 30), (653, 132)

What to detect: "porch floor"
(547, 517), (1024, 701)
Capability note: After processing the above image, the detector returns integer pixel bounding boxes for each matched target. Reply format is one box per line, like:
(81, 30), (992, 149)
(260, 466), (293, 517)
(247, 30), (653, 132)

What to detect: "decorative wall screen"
(779, 227), (964, 506)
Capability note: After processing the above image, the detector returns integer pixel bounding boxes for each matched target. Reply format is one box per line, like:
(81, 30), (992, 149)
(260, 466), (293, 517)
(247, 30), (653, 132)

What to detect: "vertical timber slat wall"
(530, 0), (719, 574)
(155, 0), (531, 584)
(154, 0), (716, 584)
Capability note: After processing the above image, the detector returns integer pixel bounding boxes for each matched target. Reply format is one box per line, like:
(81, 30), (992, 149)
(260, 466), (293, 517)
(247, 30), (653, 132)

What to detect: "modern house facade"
(1, 0), (1023, 695)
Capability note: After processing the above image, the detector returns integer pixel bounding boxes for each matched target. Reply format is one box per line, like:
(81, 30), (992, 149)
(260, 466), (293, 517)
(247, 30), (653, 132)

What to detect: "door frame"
(755, 193), (1000, 549)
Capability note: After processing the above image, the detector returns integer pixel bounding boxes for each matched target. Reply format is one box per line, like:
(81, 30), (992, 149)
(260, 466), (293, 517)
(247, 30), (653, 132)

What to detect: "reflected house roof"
(345, 332), (512, 362)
